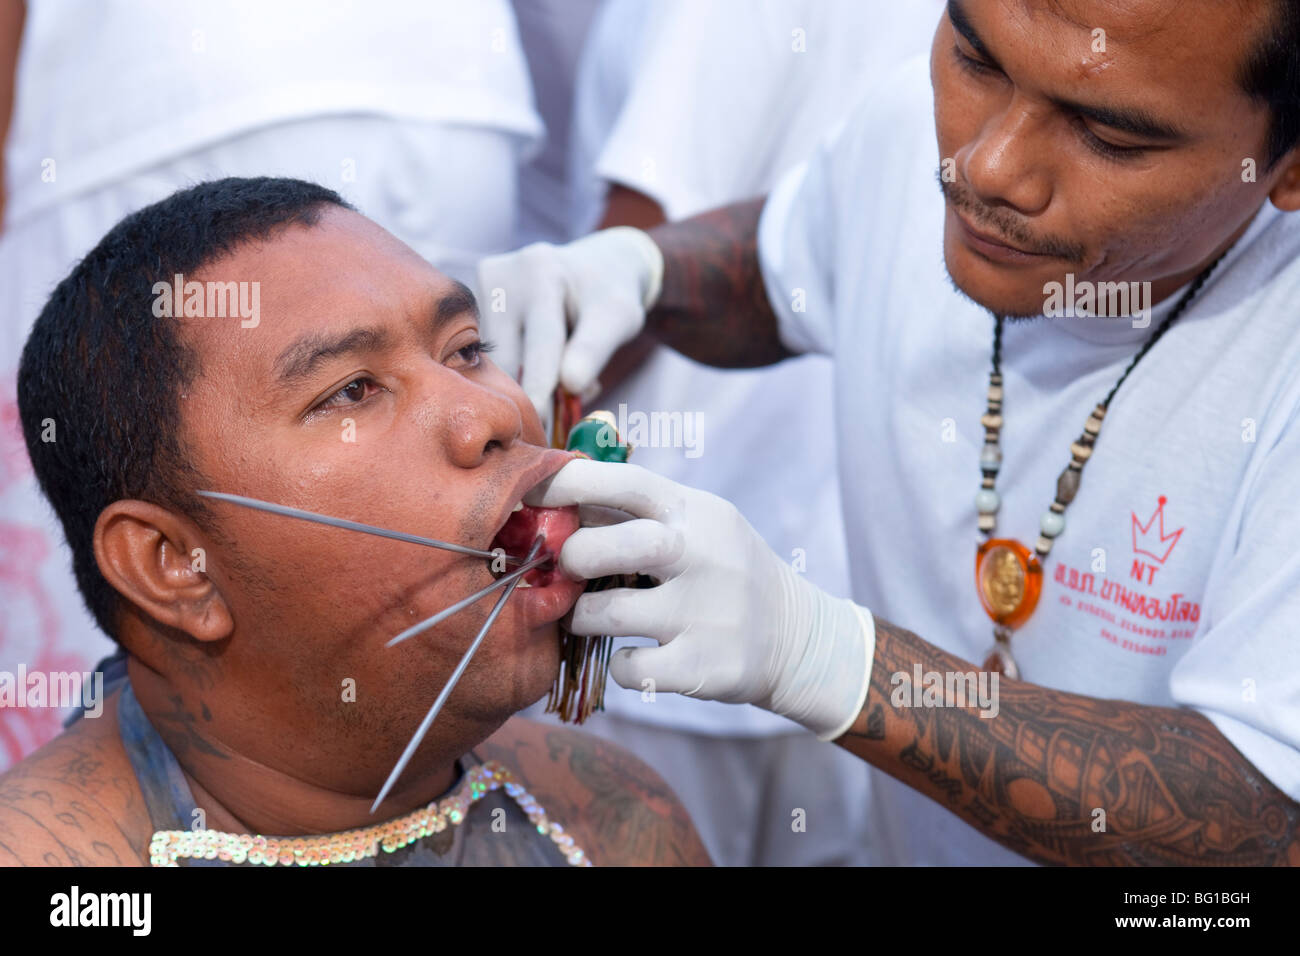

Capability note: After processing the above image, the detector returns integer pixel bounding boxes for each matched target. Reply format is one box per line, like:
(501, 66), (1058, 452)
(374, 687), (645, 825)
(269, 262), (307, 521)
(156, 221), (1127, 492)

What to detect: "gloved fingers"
(556, 519), (683, 581)
(559, 299), (643, 397)
(517, 287), (570, 421)
(576, 503), (637, 529)
(566, 583), (682, 640)
(523, 458), (686, 522)
(608, 639), (709, 697)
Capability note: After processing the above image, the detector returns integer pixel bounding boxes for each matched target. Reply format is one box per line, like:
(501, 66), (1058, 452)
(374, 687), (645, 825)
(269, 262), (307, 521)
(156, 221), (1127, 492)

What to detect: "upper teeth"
(512, 501), (524, 513)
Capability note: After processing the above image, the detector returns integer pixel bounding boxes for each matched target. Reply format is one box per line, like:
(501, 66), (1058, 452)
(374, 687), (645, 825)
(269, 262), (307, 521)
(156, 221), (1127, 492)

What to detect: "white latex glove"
(526, 459), (876, 741)
(476, 227), (664, 424)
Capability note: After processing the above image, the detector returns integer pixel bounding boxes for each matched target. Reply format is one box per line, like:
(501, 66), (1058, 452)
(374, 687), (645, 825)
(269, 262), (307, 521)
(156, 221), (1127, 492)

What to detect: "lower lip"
(492, 504), (585, 629)
(513, 577), (587, 630)
(955, 211), (1047, 265)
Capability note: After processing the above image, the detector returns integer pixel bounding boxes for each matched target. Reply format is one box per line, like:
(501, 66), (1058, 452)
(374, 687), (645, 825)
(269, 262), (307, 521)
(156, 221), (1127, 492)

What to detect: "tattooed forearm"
(836, 616), (1300, 866)
(645, 198), (793, 368)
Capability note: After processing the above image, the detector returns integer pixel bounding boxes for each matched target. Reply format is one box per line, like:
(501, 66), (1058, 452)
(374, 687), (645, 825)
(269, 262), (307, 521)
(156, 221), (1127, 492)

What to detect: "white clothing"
(4, 0), (540, 228)
(759, 55), (1300, 864)
(552, 0), (942, 737)
(510, 0), (605, 246)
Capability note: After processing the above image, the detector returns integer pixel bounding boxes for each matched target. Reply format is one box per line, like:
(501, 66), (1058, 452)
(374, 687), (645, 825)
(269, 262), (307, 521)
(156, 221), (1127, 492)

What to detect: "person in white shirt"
(500, 0), (943, 866)
(478, 0), (1300, 864)
(0, 0), (541, 772)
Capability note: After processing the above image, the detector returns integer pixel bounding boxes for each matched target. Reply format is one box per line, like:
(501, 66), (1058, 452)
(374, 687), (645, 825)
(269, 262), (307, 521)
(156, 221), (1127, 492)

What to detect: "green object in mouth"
(565, 410), (630, 463)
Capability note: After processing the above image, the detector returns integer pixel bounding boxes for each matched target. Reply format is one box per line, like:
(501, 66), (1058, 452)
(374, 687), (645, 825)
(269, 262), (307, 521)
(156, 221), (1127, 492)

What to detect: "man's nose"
(432, 372), (525, 469)
(960, 94), (1053, 216)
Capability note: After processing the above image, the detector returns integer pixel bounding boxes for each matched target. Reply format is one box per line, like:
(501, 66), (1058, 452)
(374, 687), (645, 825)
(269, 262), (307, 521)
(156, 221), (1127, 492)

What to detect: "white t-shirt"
(509, 0), (604, 246)
(760, 55), (1300, 864)
(570, 0), (945, 236)
(4, 0), (541, 227)
(556, 0), (941, 738)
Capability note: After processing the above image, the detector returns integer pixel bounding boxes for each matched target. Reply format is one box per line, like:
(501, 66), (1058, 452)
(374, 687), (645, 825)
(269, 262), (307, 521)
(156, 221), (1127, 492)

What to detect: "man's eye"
(1076, 120), (1147, 161)
(454, 339), (495, 367)
(317, 377), (378, 410)
(952, 44), (998, 77)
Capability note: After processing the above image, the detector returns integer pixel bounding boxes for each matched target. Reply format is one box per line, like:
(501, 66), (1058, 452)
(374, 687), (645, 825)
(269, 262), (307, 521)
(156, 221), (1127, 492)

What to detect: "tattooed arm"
(835, 616), (1300, 865)
(643, 198), (794, 369)
(479, 717), (712, 866)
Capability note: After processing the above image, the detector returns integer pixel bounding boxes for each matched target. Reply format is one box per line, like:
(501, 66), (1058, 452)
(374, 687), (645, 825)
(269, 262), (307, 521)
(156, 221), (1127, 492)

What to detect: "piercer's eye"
(952, 44), (998, 77)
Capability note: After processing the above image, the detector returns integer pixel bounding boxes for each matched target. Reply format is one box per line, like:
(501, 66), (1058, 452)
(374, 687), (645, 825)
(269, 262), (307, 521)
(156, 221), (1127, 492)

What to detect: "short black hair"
(1241, 0), (1300, 171)
(17, 177), (354, 641)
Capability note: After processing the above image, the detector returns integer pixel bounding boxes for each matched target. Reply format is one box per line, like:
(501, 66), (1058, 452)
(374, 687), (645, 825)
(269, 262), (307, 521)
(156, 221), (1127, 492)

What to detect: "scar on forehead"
(1078, 54), (1114, 79)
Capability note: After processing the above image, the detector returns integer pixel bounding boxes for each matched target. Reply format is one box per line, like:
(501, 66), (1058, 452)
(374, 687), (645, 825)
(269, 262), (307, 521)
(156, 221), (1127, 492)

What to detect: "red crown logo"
(1132, 495), (1183, 564)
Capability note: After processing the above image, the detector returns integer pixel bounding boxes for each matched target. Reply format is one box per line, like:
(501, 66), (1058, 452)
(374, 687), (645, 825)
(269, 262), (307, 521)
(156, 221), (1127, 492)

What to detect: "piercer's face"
(931, 0), (1279, 317)
(176, 206), (584, 750)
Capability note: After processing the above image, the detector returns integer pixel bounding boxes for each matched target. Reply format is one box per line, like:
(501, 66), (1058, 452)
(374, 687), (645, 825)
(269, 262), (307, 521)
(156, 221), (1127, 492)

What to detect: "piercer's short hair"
(1241, 0), (1300, 172)
(17, 177), (354, 641)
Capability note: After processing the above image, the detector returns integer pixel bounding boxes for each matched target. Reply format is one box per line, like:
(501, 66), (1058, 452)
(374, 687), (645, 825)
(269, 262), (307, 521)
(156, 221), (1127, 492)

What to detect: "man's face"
(172, 207), (584, 776)
(932, 0), (1281, 317)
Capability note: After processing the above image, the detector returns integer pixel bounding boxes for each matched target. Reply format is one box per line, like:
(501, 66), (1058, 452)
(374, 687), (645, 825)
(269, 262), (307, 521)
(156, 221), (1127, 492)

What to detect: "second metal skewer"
(371, 534), (545, 813)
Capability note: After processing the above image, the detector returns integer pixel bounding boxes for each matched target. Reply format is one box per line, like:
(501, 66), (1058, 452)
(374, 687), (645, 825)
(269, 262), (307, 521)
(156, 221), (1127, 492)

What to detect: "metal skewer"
(197, 490), (528, 564)
(370, 535), (545, 813)
(386, 552), (550, 648)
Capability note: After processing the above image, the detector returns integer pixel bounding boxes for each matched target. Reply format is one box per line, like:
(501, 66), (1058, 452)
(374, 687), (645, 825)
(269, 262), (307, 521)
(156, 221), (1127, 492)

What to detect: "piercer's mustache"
(937, 168), (1087, 264)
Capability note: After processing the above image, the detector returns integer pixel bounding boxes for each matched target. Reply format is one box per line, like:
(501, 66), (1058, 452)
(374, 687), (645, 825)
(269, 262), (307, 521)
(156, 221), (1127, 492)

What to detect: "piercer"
(478, 0), (1300, 865)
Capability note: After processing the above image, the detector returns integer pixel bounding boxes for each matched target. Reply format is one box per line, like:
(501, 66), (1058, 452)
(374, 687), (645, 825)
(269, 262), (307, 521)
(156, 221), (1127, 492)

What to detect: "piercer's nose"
(960, 93), (1052, 217)
(438, 373), (524, 469)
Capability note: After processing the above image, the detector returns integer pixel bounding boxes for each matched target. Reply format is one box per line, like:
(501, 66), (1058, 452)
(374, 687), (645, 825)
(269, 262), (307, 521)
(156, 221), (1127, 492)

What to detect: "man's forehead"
(183, 206), (467, 360)
(960, 0), (1270, 117)
(979, 0), (1267, 65)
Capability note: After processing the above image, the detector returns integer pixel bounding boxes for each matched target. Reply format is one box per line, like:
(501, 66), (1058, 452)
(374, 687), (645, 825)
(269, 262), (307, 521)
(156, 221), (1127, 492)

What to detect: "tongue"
(491, 504), (581, 586)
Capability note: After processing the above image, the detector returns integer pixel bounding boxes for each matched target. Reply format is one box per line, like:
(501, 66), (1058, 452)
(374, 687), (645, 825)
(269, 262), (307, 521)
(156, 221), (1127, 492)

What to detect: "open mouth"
(490, 502), (581, 588)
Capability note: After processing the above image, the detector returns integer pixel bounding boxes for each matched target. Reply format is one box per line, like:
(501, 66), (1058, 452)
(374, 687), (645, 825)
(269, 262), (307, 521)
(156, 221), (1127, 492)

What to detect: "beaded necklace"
(974, 254), (1226, 679)
(149, 759), (592, 867)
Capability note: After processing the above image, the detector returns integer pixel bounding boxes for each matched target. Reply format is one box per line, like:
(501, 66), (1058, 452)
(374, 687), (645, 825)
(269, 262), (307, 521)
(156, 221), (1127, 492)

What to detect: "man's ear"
(1267, 154), (1300, 212)
(93, 500), (234, 643)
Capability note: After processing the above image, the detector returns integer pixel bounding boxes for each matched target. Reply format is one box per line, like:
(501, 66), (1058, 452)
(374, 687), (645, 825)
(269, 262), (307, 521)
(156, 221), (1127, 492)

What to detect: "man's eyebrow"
(273, 282), (482, 388)
(948, 0), (1188, 142)
(274, 327), (392, 387)
(1048, 95), (1189, 141)
(948, 0), (999, 67)
(437, 280), (480, 325)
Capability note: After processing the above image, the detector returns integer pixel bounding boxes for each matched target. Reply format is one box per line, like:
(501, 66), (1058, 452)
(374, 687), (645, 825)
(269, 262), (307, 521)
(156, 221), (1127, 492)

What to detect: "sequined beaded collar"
(149, 759), (591, 867)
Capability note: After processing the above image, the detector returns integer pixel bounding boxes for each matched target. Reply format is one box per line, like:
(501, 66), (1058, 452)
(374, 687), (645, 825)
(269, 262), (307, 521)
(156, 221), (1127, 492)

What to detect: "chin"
(942, 234), (1060, 319)
(490, 615), (564, 712)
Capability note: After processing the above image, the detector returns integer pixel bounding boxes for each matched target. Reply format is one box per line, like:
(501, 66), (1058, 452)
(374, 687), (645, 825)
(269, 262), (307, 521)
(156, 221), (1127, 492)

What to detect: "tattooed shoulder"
(478, 718), (711, 866)
(0, 691), (152, 866)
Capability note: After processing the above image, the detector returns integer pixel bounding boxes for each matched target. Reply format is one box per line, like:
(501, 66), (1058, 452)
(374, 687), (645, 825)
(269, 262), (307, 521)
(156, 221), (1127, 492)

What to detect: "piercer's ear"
(1267, 152), (1300, 213)
(92, 500), (233, 643)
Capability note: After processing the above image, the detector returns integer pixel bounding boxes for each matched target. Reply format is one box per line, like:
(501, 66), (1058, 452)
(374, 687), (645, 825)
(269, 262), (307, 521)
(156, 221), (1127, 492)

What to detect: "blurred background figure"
(509, 0), (944, 865)
(0, 0), (542, 769)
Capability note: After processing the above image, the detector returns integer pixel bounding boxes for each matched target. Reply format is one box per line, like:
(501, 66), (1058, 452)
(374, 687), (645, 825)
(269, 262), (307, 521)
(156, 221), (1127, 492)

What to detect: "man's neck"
(126, 658), (461, 837)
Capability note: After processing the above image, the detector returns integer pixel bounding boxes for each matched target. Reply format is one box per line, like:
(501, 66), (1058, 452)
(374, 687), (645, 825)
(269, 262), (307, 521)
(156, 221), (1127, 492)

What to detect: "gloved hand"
(476, 227), (665, 423)
(525, 458), (876, 741)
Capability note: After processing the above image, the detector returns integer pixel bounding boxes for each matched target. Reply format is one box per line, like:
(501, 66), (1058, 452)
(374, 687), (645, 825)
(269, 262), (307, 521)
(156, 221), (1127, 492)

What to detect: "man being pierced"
(0, 177), (710, 867)
(481, 0), (1300, 865)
